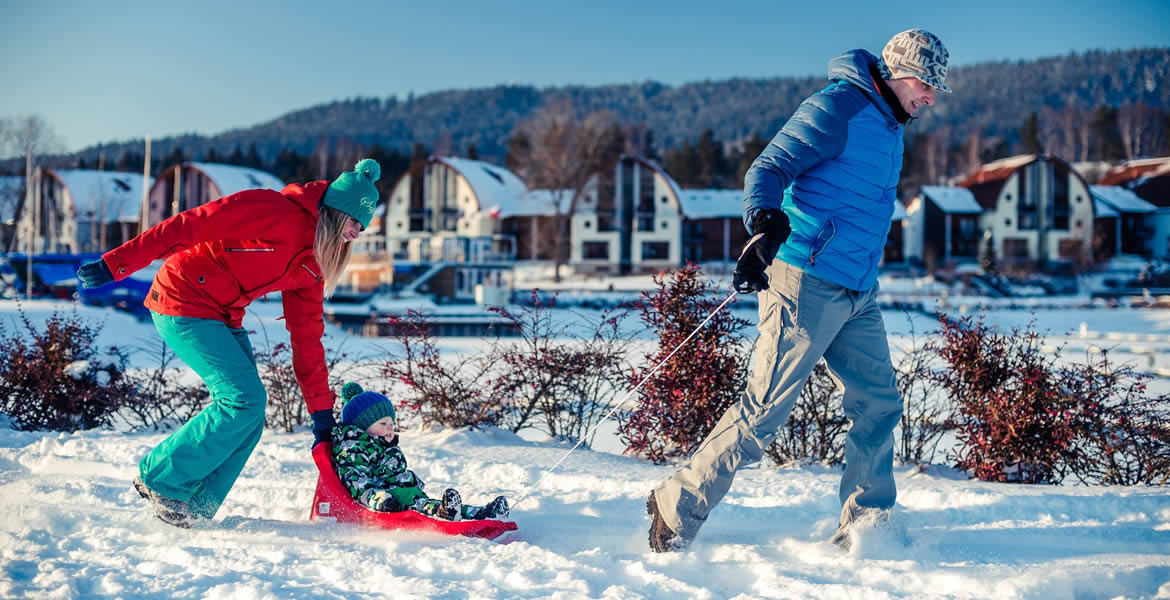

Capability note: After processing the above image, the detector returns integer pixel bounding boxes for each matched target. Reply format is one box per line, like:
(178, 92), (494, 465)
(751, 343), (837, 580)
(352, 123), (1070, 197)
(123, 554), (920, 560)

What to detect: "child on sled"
(331, 383), (509, 521)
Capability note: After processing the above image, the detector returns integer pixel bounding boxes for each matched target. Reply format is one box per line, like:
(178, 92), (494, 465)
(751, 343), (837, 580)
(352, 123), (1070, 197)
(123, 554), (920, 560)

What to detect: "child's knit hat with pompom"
(338, 382), (395, 431)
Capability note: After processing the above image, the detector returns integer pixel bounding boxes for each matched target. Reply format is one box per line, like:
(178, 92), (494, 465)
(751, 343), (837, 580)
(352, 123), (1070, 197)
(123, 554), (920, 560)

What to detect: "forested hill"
(49, 47), (1170, 167)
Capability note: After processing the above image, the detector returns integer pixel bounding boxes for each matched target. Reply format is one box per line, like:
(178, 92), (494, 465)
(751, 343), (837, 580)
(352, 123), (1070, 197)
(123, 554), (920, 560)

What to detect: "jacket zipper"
(301, 263), (321, 281)
(225, 248), (275, 252)
(809, 222), (837, 266)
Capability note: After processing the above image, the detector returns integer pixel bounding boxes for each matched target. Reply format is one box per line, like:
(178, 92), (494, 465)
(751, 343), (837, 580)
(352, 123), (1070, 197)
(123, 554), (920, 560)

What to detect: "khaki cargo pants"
(654, 259), (903, 542)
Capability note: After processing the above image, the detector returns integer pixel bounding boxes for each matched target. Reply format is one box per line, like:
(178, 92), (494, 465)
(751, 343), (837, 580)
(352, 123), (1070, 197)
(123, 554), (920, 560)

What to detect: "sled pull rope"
(511, 289), (739, 511)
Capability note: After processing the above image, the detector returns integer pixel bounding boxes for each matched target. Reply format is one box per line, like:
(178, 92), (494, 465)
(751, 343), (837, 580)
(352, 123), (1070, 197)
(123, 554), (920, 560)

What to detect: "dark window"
(637, 216), (654, 231)
(1017, 167), (1037, 230)
(1003, 238), (1029, 258)
(1051, 172), (1069, 230)
(584, 242), (609, 260)
(642, 241), (670, 260)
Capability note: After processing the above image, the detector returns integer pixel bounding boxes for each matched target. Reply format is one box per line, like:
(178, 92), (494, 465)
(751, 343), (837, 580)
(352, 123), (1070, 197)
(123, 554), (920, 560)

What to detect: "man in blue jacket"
(648, 29), (950, 552)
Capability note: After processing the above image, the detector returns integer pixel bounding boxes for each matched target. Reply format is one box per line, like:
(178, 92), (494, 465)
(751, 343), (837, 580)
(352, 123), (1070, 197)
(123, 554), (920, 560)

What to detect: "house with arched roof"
(9, 168), (152, 255)
(570, 155), (684, 274)
(383, 156), (523, 300)
(144, 162), (283, 228)
(958, 154), (1095, 268)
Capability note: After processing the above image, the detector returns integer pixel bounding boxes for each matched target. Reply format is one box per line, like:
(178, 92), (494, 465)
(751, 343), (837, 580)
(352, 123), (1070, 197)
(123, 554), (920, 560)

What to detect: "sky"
(1, 0), (1168, 157)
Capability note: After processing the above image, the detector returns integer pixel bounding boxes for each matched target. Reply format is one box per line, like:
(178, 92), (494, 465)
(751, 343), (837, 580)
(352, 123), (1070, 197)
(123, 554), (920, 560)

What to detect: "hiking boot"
(474, 495), (509, 520)
(646, 490), (687, 553)
(133, 476), (195, 529)
(438, 488), (463, 521)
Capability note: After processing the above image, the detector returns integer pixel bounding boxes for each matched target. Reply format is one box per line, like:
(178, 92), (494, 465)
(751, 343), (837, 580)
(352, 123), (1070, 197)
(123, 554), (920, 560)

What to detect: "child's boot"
(438, 488), (462, 521)
(474, 495), (509, 520)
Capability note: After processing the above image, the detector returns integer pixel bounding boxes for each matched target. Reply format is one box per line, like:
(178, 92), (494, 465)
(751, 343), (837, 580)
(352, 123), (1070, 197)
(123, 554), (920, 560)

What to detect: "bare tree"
(921, 126), (951, 185)
(1117, 102), (1168, 160)
(508, 99), (624, 281)
(1037, 106), (1069, 159)
(7, 115), (64, 161)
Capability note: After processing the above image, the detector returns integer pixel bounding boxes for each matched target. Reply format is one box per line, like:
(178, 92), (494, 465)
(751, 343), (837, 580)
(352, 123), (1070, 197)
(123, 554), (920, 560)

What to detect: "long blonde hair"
(314, 205), (355, 298)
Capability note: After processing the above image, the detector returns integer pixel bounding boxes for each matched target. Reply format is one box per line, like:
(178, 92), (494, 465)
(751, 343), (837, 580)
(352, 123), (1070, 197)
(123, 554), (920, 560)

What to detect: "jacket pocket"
(808, 220), (837, 266)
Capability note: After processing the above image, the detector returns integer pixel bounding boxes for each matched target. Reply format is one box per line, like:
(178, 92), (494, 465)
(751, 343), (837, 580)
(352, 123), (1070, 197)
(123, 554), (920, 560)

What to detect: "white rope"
(510, 289), (739, 511)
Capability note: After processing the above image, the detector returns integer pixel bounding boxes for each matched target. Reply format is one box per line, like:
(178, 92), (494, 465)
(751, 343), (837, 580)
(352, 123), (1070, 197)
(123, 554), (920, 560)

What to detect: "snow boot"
(438, 488), (463, 521)
(474, 495), (509, 520)
(647, 490), (687, 552)
(133, 476), (195, 529)
(830, 499), (890, 551)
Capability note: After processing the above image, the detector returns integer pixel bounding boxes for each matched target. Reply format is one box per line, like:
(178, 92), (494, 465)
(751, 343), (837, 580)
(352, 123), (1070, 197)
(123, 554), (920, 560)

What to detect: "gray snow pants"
(653, 259), (903, 542)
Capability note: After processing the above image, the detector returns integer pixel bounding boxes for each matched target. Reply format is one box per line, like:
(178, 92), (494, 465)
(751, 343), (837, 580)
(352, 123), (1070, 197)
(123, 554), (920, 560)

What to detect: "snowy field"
(2, 298), (1170, 599)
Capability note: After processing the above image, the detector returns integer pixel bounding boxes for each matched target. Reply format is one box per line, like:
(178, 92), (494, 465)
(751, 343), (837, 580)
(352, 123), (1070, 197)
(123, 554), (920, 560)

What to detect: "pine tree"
(1019, 112), (1043, 154)
(227, 144), (246, 166)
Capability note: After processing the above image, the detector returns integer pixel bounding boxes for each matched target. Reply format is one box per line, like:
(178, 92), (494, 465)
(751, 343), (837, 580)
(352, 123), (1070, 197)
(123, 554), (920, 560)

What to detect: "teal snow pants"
(138, 312), (267, 519)
(654, 259), (903, 542)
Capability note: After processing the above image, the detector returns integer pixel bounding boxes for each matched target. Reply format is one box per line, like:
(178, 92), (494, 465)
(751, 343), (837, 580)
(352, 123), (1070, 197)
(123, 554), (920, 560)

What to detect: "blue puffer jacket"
(743, 49), (903, 292)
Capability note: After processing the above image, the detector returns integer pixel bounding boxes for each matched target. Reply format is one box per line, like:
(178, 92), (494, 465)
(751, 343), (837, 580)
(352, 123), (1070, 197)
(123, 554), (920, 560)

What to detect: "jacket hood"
(828, 49), (897, 124)
(280, 180), (328, 219)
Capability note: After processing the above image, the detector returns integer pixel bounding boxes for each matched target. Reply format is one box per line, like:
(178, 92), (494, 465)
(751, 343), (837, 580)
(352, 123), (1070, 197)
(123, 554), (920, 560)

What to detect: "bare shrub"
(251, 321), (359, 432)
(381, 311), (511, 429)
(491, 292), (630, 444)
(116, 338), (209, 431)
(765, 361), (848, 466)
(895, 332), (954, 466)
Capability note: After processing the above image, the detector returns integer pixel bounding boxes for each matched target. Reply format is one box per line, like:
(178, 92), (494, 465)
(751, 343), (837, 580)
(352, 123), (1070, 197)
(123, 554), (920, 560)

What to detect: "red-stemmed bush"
(619, 264), (750, 463)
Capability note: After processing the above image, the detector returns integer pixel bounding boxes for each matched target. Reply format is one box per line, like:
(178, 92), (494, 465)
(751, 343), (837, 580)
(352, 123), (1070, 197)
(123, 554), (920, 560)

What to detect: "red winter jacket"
(103, 181), (335, 412)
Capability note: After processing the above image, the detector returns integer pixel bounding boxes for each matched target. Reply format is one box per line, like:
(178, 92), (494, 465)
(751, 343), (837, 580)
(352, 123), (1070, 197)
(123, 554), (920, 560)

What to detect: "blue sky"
(1, 0), (1167, 156)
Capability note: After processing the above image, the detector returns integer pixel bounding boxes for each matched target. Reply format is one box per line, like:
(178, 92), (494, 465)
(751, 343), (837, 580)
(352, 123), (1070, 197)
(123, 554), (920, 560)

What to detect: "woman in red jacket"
(77, 159), (381, 527)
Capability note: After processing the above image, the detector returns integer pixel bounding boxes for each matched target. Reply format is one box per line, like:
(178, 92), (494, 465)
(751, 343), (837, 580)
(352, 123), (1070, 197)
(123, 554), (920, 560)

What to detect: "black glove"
(77, 259), (115, 289)
(310, 410), (337, 447)
(732, 209), (791, 294)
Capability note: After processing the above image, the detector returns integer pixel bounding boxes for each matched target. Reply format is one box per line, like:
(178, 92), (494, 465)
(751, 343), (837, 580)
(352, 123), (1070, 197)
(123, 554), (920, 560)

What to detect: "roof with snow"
(50, 169), (151, 222)
(1093, 199), (1119, 218)
(185, 162), (285, 197)
(435, 157), (528, 215)
(502, 189), (575, 218)
(920, 185), (983, 214)
(1090, 185), (1157, 214)
(677, 189), (743, 219)
(1098, 157), (1170, 186)
(960, 154), (1038, 187)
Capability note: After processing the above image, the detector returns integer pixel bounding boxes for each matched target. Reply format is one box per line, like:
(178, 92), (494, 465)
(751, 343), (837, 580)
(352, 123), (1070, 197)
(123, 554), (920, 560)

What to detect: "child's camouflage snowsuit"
(331, 424), (481, 520)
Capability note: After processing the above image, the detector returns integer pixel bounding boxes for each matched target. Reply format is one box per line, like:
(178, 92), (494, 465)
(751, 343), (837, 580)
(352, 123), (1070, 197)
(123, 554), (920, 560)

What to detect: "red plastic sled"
(310, 442), (518, 540)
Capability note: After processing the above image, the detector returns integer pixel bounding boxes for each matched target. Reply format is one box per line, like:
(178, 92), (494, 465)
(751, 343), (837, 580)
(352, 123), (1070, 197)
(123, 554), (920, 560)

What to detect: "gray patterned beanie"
(877, 29), (951, 93)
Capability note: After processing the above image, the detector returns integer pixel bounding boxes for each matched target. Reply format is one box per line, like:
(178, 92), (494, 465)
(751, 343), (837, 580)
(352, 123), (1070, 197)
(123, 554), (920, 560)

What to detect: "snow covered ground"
(2, 298), (1170, 599)
(3, 423), (1170, 599)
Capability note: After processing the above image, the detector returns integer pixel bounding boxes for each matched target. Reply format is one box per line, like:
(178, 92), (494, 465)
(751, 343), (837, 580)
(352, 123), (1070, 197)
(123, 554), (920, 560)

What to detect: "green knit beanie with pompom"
(322, 158), (381, 228)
